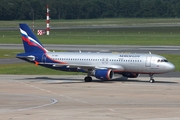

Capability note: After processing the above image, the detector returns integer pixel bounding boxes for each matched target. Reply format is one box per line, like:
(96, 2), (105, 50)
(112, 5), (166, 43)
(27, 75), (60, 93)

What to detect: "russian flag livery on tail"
(19, 23), (48, 53)
(16, 23), (175, 83)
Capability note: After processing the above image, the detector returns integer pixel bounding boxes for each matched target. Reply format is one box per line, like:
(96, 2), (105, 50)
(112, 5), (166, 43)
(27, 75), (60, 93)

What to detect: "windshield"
(157, 59), (168, 62)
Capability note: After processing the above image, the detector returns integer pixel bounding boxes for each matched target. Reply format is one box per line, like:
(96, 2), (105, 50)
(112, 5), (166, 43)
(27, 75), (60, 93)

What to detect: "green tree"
(1, 0), (180, 20)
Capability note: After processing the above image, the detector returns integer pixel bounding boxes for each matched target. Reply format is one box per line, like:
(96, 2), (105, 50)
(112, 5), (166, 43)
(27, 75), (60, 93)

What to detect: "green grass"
(0, 49), (23, 58)
(1, 26), (180, 45)
(1, 18), (180, 45)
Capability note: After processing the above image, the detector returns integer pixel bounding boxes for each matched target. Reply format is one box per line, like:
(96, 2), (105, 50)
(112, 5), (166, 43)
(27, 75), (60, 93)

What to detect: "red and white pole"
(46, 4), (50, 35)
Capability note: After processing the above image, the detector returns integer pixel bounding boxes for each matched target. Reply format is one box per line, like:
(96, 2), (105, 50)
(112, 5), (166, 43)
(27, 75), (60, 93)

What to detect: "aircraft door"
(145, 56), (151, 67)
(42, 54), (46, 63)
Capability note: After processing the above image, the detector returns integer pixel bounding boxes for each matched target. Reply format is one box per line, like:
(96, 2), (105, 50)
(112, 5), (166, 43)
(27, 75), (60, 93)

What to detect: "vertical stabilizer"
(19, 23), (48, 53)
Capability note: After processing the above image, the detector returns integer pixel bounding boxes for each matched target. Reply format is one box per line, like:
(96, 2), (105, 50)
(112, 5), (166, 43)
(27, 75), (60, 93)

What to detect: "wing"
(48, 63), (124, 71)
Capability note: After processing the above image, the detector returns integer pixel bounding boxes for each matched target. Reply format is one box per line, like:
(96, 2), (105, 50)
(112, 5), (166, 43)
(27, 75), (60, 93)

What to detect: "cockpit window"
(164, 59), (168, 62)
(157, 59), (168, 62)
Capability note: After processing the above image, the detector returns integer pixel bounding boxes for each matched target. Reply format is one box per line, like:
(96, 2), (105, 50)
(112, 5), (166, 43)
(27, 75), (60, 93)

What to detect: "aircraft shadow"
(112, 77), (178, 84)
(19, 77), (84, 83)
(16, 76), (178, 84)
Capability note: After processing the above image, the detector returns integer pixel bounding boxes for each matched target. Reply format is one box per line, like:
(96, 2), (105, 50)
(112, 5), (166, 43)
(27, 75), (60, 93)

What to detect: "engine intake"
(94, 69), (113, 80)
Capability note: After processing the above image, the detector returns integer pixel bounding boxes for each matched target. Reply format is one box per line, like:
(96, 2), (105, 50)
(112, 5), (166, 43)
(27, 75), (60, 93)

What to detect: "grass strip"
(0, 49), (23, 58)
(1, 27), (180, 45)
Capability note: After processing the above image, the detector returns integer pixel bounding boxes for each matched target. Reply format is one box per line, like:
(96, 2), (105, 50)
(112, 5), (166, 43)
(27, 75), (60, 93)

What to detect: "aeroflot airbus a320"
(16, 23), (175, 83)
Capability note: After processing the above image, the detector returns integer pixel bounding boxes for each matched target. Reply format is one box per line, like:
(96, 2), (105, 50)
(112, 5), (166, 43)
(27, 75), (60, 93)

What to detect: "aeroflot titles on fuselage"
(119, 55), (140, 57)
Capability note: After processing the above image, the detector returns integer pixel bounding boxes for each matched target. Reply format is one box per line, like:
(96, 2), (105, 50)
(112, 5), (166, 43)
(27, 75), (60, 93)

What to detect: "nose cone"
(166, 63), (175, 72)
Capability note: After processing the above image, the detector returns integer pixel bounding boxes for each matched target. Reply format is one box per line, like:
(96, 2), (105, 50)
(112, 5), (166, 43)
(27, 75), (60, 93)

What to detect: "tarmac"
(0, 75), (180, 120)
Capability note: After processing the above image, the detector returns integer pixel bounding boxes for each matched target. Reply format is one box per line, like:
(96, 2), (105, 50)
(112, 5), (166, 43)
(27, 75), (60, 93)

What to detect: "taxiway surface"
(0, 75), (180, 120)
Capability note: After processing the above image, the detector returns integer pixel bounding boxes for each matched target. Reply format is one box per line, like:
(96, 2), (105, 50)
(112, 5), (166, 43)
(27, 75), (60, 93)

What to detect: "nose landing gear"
(149, 74), (155, 83)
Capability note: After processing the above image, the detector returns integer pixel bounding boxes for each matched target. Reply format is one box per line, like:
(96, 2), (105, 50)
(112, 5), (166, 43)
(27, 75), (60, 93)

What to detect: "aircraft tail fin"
(19, 23), (48, 53)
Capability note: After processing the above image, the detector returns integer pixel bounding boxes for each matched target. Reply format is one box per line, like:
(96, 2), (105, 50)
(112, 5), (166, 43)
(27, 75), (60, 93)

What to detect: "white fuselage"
(43, 52), (175, 74)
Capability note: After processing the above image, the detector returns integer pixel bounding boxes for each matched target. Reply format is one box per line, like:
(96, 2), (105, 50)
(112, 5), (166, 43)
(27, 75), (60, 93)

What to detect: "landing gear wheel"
(149, 79), (155, 83)
(84, 76), (92, 82)
(149, 74), (155, 83)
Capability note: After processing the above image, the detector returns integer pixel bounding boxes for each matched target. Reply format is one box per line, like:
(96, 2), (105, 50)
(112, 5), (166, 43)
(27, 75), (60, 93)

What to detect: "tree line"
(1, 0), (180, 20)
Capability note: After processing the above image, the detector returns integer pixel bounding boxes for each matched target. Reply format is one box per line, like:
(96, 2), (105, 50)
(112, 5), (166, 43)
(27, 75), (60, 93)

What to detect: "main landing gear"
(84, 76), (92, 82)
(149, 74), (155, 83)
(84, 69), (93, 82)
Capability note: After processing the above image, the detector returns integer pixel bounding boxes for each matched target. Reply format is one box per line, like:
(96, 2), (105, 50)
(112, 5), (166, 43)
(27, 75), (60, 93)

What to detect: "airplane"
(16, 23), (175, 83)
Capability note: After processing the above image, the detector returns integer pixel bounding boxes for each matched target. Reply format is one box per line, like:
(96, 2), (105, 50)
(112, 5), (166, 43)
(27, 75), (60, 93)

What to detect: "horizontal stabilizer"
(16, 53), (35, 61)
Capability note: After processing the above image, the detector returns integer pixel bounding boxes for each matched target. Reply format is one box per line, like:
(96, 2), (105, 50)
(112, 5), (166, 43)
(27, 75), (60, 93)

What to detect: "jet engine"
(94, 69), (114, 80)
(121, 72), (139, 78)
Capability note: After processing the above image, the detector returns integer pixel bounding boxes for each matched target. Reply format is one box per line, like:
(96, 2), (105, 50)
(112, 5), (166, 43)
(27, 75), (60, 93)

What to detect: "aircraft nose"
(166, 63), (175, 72)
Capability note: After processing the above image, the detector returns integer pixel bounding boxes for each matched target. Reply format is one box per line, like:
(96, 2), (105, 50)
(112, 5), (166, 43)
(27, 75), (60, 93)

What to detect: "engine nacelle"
(121, 72), (139, 78)
(94, 69), (114, 80)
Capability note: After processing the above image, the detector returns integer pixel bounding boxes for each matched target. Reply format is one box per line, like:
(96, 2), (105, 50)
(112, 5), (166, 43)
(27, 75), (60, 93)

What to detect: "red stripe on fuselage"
(45, 54), (68, 64)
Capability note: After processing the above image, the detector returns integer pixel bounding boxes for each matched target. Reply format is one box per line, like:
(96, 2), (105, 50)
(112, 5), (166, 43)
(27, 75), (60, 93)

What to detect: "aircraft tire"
(149, 79), (155, 83)
(84, 76), (92, 82)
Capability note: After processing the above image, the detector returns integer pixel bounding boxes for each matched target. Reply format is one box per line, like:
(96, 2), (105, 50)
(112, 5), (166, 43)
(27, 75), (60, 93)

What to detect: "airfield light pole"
(46, 4), (50, 35)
